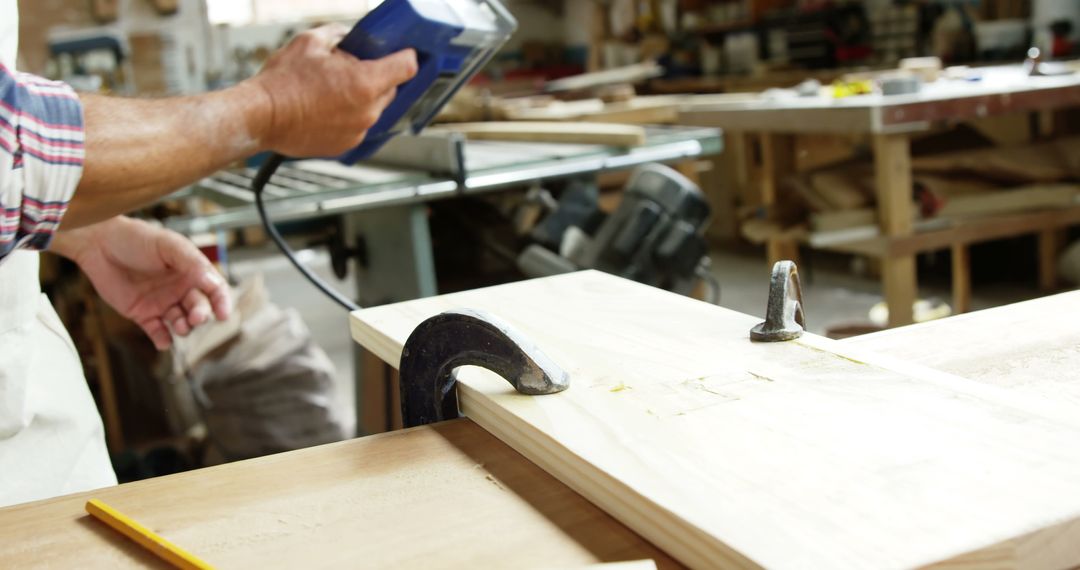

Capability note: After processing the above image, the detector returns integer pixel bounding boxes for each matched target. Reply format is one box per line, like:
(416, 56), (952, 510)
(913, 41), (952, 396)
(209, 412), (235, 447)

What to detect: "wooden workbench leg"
(767, 240), (801, 269)
(357, 349), (402, 436)
(759, 133), (798, 267)
(345, 205), (437, 434)
(882, 257), (916, 326)
(951, 244), (971, 315)
(1038, 229), (1061, 291)
(873, 133), (917, 327)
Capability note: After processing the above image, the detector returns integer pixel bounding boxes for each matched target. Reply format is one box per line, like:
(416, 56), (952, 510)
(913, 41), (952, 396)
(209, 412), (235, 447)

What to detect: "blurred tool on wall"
(46, 28), (133, 93)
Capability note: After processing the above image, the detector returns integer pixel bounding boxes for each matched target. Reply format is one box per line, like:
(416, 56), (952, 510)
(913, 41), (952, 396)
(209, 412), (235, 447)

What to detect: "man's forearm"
(56, 27), (417, 230)
(49, 215), (127, 262)
(63, 81), (272, 228)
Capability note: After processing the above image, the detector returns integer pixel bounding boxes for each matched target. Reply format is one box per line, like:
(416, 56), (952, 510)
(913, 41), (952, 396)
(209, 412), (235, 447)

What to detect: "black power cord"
(252, 154), (361, 312)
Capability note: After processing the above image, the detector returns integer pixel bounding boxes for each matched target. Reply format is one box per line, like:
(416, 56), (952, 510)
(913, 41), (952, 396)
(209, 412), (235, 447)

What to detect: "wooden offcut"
(937, 184), (1080, 219)
(351, 271), (1080, 570)
(437, 122), (647, 147)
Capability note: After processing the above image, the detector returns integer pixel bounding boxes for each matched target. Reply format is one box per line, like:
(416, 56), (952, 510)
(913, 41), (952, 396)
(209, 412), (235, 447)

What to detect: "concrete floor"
(227, 242), (1051, 435)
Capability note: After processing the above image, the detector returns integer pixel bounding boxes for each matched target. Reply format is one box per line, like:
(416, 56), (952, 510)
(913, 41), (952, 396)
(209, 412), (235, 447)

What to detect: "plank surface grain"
(0, 419), (676, 569)
(351, 271), (1080, 570)
(843, 290), (1080, 407)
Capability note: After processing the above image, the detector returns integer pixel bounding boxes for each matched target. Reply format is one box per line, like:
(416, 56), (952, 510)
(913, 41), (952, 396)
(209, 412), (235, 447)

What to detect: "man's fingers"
(140, 318), (173, 351)
(365, 49), (419, 91)
(165, 305), (190, 336)
(182, 289), (213, 328)
(158, 229), (231, 321)
(196, 269), (232, 321)
(160, 230), (213, 276)
(308, 23), (350, 50)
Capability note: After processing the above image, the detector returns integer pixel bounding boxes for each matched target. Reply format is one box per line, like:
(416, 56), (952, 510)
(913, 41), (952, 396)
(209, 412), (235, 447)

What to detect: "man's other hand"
(52, 217), (232, 350)
(246, 24), (419, 158)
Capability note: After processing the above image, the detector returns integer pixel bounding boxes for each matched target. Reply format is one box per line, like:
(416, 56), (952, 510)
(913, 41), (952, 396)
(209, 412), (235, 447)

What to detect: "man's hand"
(51, 217), (232, 350)
(247, 25), (419, 157)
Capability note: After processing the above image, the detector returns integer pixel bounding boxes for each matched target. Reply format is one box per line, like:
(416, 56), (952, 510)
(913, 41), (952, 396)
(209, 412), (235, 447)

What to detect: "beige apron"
(0, 252), (116, 507)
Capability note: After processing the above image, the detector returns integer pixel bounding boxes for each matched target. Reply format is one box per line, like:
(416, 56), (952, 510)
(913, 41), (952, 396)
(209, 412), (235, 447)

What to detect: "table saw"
(162, 126), (722, 431)
(3, 268), (1080, 568)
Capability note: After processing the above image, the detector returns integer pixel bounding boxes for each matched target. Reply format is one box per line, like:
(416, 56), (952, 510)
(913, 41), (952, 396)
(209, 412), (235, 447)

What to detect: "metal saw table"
(166, 126), (721, 308)
(3, 274), (1079, 569)
(165, 126), (722, 237)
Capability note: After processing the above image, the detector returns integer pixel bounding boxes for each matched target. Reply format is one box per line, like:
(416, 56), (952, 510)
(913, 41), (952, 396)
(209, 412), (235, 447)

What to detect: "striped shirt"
(0, 63), (84, 260)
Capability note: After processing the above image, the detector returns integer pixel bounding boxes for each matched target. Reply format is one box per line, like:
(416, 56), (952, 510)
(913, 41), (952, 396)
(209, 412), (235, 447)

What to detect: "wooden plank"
(351, 271), (1080, 570)
(0, 419), (676, 569)
(544, 62), (664, 93)
(504, 96), (684, 124)
(826, 205), (1080, 258)
(843, 291), (1080, 409)
(810, 208), (877, 232)
(911, 144), (1072, 185)
(808, 169), (873, 210)
(502, 99), (608, 121)
(679, 106), (877, 135)
(938, 185), (1079, 219)
(436, 122), (647, 147)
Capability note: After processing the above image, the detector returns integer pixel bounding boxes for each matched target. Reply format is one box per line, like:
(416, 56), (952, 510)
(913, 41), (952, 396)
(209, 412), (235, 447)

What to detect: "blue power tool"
(336, 0), (517, 163)
(252, 0), (518, 312)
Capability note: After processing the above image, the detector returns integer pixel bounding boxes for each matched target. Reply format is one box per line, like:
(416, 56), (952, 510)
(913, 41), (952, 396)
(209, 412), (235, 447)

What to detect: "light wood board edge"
(350, 309), (757, 569)
(348, 275), (1080, 569)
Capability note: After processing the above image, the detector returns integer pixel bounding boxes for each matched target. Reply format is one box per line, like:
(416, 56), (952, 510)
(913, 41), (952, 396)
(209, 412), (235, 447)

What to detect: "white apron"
(0, 253), (116, 507)
(0, 1), (116, 507)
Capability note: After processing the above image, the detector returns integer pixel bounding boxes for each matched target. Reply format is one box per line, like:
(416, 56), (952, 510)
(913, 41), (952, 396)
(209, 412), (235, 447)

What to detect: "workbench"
(680, 65), (1080, 326)
(164, 126), (722, 430)
(5, 273), (1078, 569)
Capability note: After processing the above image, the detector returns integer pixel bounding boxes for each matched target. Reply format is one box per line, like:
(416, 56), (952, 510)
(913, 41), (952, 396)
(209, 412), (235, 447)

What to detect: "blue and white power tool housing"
(336, 0), (517, 163)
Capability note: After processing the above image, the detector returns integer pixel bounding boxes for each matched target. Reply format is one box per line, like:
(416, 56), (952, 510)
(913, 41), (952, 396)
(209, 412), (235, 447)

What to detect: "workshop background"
(20, 0), (1079, 482)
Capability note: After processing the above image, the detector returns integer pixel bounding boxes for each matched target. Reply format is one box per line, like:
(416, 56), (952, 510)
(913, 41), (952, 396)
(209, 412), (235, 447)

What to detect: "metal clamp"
(750, 260), (805, 342)
(398, 308), (570, 428)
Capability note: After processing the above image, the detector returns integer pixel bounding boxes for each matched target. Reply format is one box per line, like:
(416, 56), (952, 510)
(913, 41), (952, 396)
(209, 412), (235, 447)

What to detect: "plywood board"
(843, 291), (1080, 408)
(351, 271), (1080, 570)
(0, 420), (676, 569)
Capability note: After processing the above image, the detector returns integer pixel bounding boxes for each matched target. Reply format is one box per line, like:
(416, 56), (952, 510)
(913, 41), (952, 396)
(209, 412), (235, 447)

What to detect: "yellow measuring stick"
(85, 499), (214, 570)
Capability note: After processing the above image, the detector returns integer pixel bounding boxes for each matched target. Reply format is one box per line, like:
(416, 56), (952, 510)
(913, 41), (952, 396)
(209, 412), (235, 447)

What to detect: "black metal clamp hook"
(398, 308), (570, 428)
(750, 260), (805, 342)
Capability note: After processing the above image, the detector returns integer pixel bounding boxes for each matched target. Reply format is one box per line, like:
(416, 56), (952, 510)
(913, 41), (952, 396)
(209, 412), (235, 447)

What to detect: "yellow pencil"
(85, 498), (214, 570)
